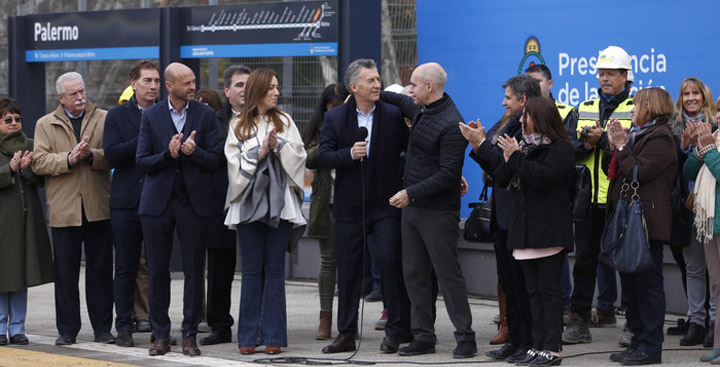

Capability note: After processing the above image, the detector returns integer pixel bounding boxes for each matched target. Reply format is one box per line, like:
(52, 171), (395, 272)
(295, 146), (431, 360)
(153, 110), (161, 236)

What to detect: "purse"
(572, 165), (592, 222)
(599, 164), (654, 273)
(463, 183), (495, 242)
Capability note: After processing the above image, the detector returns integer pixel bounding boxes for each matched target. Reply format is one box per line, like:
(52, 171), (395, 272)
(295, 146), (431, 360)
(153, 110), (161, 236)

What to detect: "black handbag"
(463, 184), (494, 242)
(572, 165), (591, 222)
(599, 165), (654, 273)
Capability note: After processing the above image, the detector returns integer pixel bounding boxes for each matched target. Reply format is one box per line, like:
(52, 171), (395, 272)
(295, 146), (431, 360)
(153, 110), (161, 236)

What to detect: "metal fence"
(1, 0), (417, 136)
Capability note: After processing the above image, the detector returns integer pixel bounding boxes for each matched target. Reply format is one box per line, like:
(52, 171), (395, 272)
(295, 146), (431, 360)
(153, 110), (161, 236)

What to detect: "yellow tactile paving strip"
(0, 348), (137, 367)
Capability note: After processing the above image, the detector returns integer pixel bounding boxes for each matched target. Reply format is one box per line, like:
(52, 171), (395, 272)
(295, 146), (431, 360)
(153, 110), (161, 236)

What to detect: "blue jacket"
(317, 96), (407, 222)
(103, 96), (144, 209)
(136, 98), (222, 217)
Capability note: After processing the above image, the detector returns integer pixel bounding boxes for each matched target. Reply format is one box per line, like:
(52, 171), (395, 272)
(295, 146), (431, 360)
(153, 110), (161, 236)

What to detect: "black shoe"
(135, 320), (152, 333)
(485, 342), (518, 359)
(0, 335), (7, 346)
(398, 340), (435, 356)
(94, 331), (116, 344)
(680, 322), (706, 346)
(705, 322), (715, 348)
(380, 336), (399, 353)
(116, 329), (134, 347)
(666, 318), (688, 335)
(620, 350), (660, 365)
(9, 334), (29, 345)
(512, 348), (539, 365)
(322, 335), (356, 353)
(528, 350), (562, 366)
(453, 340), (477, 358)
(200, 330), (232, 345)
(364, 288), (382, 302)
(55, 335), (76, 345)
(610, 348), (635, 363)
(506, 347), (530, 363)
(151, 334), (178, 346)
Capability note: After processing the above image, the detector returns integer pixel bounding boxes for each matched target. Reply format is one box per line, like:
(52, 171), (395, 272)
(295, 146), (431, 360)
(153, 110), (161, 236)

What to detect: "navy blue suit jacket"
(317, 97), (408, 222)
(136, 98), (222, 217)
(103, 96), (145, 209)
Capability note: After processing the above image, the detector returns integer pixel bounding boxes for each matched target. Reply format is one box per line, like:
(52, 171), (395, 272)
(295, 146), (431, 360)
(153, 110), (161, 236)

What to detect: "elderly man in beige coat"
(33, 71), (114, 346)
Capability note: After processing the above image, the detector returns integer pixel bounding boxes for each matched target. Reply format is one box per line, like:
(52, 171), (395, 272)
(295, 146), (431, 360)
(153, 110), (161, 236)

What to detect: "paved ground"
(0, 268), (712, 366)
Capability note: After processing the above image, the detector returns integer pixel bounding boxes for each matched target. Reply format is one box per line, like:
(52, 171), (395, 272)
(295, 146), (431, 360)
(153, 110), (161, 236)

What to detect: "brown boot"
(316, 311), (332, 340)
(490, 284), (508, 345)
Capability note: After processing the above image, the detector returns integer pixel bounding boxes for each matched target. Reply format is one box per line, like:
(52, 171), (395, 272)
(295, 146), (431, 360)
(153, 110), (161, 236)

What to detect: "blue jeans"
(0, 290), (28, 337)
(236, 220), (291, 348)
(596, 262), (618, 312)
(620, 243), (665, 358)
(561, 254), (572, 305)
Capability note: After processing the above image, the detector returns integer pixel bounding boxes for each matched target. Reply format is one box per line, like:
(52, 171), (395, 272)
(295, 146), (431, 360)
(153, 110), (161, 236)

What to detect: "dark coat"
(204, 105), (236, 248)
(380, 91), (467, 211)
(136, 98), (222, 217)
(0, 135), (54, 293)
(305, 113), (333, 237)
(317, 96), (407, 222)
(494, 140), (575, 251)
(103, 95), (144, 209)
(603, 122), (678, 242)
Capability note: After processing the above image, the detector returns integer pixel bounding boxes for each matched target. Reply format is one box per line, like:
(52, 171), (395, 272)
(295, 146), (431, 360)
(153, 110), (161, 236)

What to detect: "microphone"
(356, 126), (368, 161)
(356, 126), (368, 141)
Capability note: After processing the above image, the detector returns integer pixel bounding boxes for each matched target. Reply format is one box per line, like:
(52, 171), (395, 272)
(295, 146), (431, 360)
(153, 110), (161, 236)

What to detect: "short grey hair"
(56, 72), (84, 94)
(416, 65), (447, 92)
(344, 59), (377, 92)
(223, 64), (252, 88)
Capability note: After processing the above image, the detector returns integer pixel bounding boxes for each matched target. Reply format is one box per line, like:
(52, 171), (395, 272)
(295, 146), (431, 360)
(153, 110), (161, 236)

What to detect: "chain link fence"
(1, 0), (416, 136)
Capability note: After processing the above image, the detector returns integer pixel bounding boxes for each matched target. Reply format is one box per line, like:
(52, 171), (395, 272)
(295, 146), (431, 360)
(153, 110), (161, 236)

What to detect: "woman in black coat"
(495, 97), (575, 366)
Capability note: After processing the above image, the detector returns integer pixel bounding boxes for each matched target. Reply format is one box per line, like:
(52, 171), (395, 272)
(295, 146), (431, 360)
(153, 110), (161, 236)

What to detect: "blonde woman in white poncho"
(684, 120), (720, 363)
(224, 69), (306, 355)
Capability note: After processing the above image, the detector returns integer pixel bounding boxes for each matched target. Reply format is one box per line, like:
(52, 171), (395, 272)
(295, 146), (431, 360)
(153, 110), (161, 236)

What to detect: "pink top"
(512, 247), (564, 260)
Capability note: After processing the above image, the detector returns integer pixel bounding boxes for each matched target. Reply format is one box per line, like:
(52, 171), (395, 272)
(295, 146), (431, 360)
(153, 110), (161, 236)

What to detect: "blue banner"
(417, 0), (720, 216)
(25, 46), (159, 62)
(180, 42), (337, 58)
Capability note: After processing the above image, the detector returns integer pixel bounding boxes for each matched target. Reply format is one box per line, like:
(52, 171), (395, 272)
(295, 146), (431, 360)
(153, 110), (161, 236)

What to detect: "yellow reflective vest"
(576, 98), (633, 204)
(555, 100), (573, 121)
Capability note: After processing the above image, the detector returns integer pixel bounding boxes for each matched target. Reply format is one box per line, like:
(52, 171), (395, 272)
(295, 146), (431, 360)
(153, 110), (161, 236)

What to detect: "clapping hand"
(19, 150), (32, 172)
(696, 122), (716, 149)
(181, 130), (197, 156)
(607, 119), (628, 151)
(69, 136), (89, 165)
(169, 133), (183, 159)
(458, 119), (487, 149)
(258, 127), (277, 161)
(682, 121), (700, 150)
(497, 134), (520, 162)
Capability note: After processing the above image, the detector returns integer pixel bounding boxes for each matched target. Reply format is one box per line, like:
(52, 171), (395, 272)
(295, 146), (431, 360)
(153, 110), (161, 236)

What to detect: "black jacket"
(380, 91), (467, 211)
(103, 95), (144, 209)
(494, 140), (575, 251)
(317, 96), (407, 221)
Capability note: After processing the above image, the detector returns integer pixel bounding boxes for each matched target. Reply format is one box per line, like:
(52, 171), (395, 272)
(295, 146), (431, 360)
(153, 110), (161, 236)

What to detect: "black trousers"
(111, 207), (144, 332)
(520, 251), (564, 352)
(570, 205), (606, 320)
(52, 216), (113, 338)
(335, 211), (410, 340)
(141, 197), (207, 339)
(495, 229), (533, 347)
(402, 206), (475, 343)
(206, 246), (236, 333)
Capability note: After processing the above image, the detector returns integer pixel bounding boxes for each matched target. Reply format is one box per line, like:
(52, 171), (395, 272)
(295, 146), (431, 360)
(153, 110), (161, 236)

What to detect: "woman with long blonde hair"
(224, 69), (306, 355)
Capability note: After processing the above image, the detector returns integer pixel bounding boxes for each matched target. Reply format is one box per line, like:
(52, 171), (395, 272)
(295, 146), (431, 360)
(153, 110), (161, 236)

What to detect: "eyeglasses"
(3, 116), (22, 124)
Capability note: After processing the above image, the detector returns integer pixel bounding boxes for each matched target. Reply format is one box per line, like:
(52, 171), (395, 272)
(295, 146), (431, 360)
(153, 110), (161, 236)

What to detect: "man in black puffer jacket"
(382, 62), (476, 359)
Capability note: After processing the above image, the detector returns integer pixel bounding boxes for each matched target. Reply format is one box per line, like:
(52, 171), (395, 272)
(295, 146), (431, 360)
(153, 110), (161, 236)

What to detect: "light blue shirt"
(168, 99), (188, 133)
(355, 106), (375, 158)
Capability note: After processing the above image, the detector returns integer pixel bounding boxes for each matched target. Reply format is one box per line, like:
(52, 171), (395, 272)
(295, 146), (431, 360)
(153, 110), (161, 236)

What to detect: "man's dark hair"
(129, 60), (160, 82)
(344, 59), (377, 92)
(223, 64), (252, 88)
(524, 64), (552, 81)
(503, 74), (541, 100)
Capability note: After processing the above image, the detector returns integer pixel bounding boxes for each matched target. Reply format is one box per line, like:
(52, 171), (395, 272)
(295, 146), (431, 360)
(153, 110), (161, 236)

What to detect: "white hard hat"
(384, 83), (404, 93)
(596, 46), (633, 82)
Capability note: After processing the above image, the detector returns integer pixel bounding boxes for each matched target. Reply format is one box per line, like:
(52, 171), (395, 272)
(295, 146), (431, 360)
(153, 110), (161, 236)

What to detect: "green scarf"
(0, 131), (29, 157)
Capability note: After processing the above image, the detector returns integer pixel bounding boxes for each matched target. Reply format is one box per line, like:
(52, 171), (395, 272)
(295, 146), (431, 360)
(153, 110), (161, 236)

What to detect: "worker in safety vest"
(562, 46), (634, 345)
